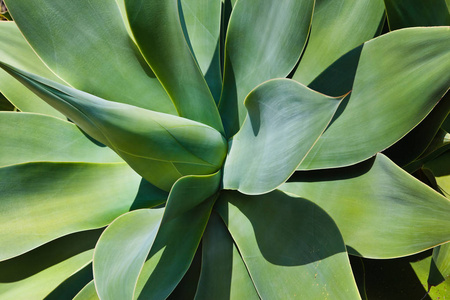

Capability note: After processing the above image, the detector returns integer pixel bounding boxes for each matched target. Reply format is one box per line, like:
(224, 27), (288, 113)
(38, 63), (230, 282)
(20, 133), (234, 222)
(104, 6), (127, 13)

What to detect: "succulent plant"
(0, 0), (449, 299)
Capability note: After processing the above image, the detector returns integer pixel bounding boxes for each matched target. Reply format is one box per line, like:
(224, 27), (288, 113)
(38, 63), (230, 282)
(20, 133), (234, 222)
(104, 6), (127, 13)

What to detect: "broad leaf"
(125, 0), (223, 132)
(5, 0), (175, 113)
(282, 154), (450, 258)
(0, 112), (122, 167)
(94, 209), (164, 300)
(384, 0), (450, 30)
(0, 162), (166, 260)
(219, 0), (314, 137)
(293, 0), (385, 86)
(223, 79), (341, 194)
(0, 21), (64, 118)
(300, 27), (450, 170)
(134, 196), (215, 299)
(195, 212), (259, 300)
(0, 63), (228, 191)
(216, 190), (361, 299)
(180, 0), (222, 102)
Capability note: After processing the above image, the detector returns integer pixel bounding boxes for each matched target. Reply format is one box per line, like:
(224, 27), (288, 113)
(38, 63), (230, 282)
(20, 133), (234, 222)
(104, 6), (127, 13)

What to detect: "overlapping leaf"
(223, 79), (341, 194)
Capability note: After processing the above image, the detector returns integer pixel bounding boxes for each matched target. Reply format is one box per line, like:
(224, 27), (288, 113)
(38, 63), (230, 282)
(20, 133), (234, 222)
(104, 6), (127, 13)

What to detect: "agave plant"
(0, 0), (449, 299)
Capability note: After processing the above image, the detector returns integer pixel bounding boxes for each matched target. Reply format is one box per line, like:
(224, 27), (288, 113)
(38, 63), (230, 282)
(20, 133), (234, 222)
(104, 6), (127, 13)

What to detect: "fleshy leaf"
(5, 0), (175, 113)
(300, 27), (450, 170)
(0, 162), (166, 260)
(222, 79), (341, 194)
(125, 0), (223, 132)
(219, 0), (314, 137)
(94, 209), (164, 300)
(293, 0), (385, 86)
(384, 0), (450, 30)
(0, 63), (228, 191)
(195, 212), (259, 300)
(216, 190), (361, 299)
(428, 243), (450, 286)
(282, 154), (450, 258)
(0, 112), (122, 167)
(0, 21), (64, 118)
(73, 281), (99, 300)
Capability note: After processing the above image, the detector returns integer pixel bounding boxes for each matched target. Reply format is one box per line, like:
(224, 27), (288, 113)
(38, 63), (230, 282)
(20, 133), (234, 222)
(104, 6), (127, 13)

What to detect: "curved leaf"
(0, 63), (228, 191)
(300, 27), (450, 170)
(134, 196), (215, 299)
(5, 0), (175, 113)
(429, 243), (450, 287)
(293, 0), (385, 86)
(0, 112), (122, 167)
(125, 0), (223, 132)
(219, 0), (314, 137)
(216, 190), (361, 299)
(223, 79), (341, 194)
(195, 212), (259, 300)
(423, 150), (450, 197)
(179, 0), (222, 102)
(384, 0), (450, 30)
(73, 280), (99, 300)
(93, 209), (164, 300)
(0, 162), (167, 261)
(0, 21), (64, 118)
(282, 154), (450, 258)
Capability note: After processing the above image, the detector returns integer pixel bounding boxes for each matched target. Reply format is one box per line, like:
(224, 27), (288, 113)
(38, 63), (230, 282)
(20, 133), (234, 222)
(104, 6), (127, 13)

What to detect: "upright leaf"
(300, 27), (450, 170)
(282, 154), (450, 258)
(125, 0), (223, 132)
(216, 191), (361, 299)
(428, 243), (450, 287)
(5, 0), (175, 113)
(219, 0), (314, 137)
(293, 0), (385, 86)
(223, 79), (341, 194)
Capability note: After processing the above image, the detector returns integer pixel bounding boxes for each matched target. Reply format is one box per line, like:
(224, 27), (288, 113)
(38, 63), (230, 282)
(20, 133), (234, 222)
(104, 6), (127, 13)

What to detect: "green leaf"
(0, 112), (122, 167)
(428, 243), (450, 286)
(292, 0), (385, 86)
(300, 27), (450, 170)
(125, 0), (223, 133)
(0, 229), (96, 300)
(93, 209), (164, 300)
(0, 63), (228, 191)
(134, 196), (215, 299)
(222, 79), (341, 194)
(384, 0), (450, 30)
(282, 154), (450, 258)
(216, 190), (361, 299)
(73, 280), (99, 300)
(219, 0), (314, 137)
(0, 162), (166, 261)
(179, 0), (222, 102)
(195, 212), (259, 300)
(423, 150), (450, 197)
(4, 0), (175, 114)
(0, 21), (64, 118)
(382, 92), (450, 167)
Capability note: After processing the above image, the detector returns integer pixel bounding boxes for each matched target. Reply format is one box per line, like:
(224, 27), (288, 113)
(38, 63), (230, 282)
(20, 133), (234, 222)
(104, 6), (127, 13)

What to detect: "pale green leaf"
(223, 79), (341, 194)
(282, 154), (450, 258)
(216, 190), (361, 299)
(0, 112), (122, 167)
(293, 0), (385, 86)
(219, 0), (314, 137)
(125, 0), (223, 132)
(0, 21), (64, 118)
(4, 0), (175, 114)
(73, 281), (99, 300)
(300, 27), (450, 170)
(94, 209), (164, 300)
(179, 0), (222, 102)
(0, 162), (166, 260)
(195, 212), (259, 300)
(429, 243), (450, 287)
(0, 63), (228, 191)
